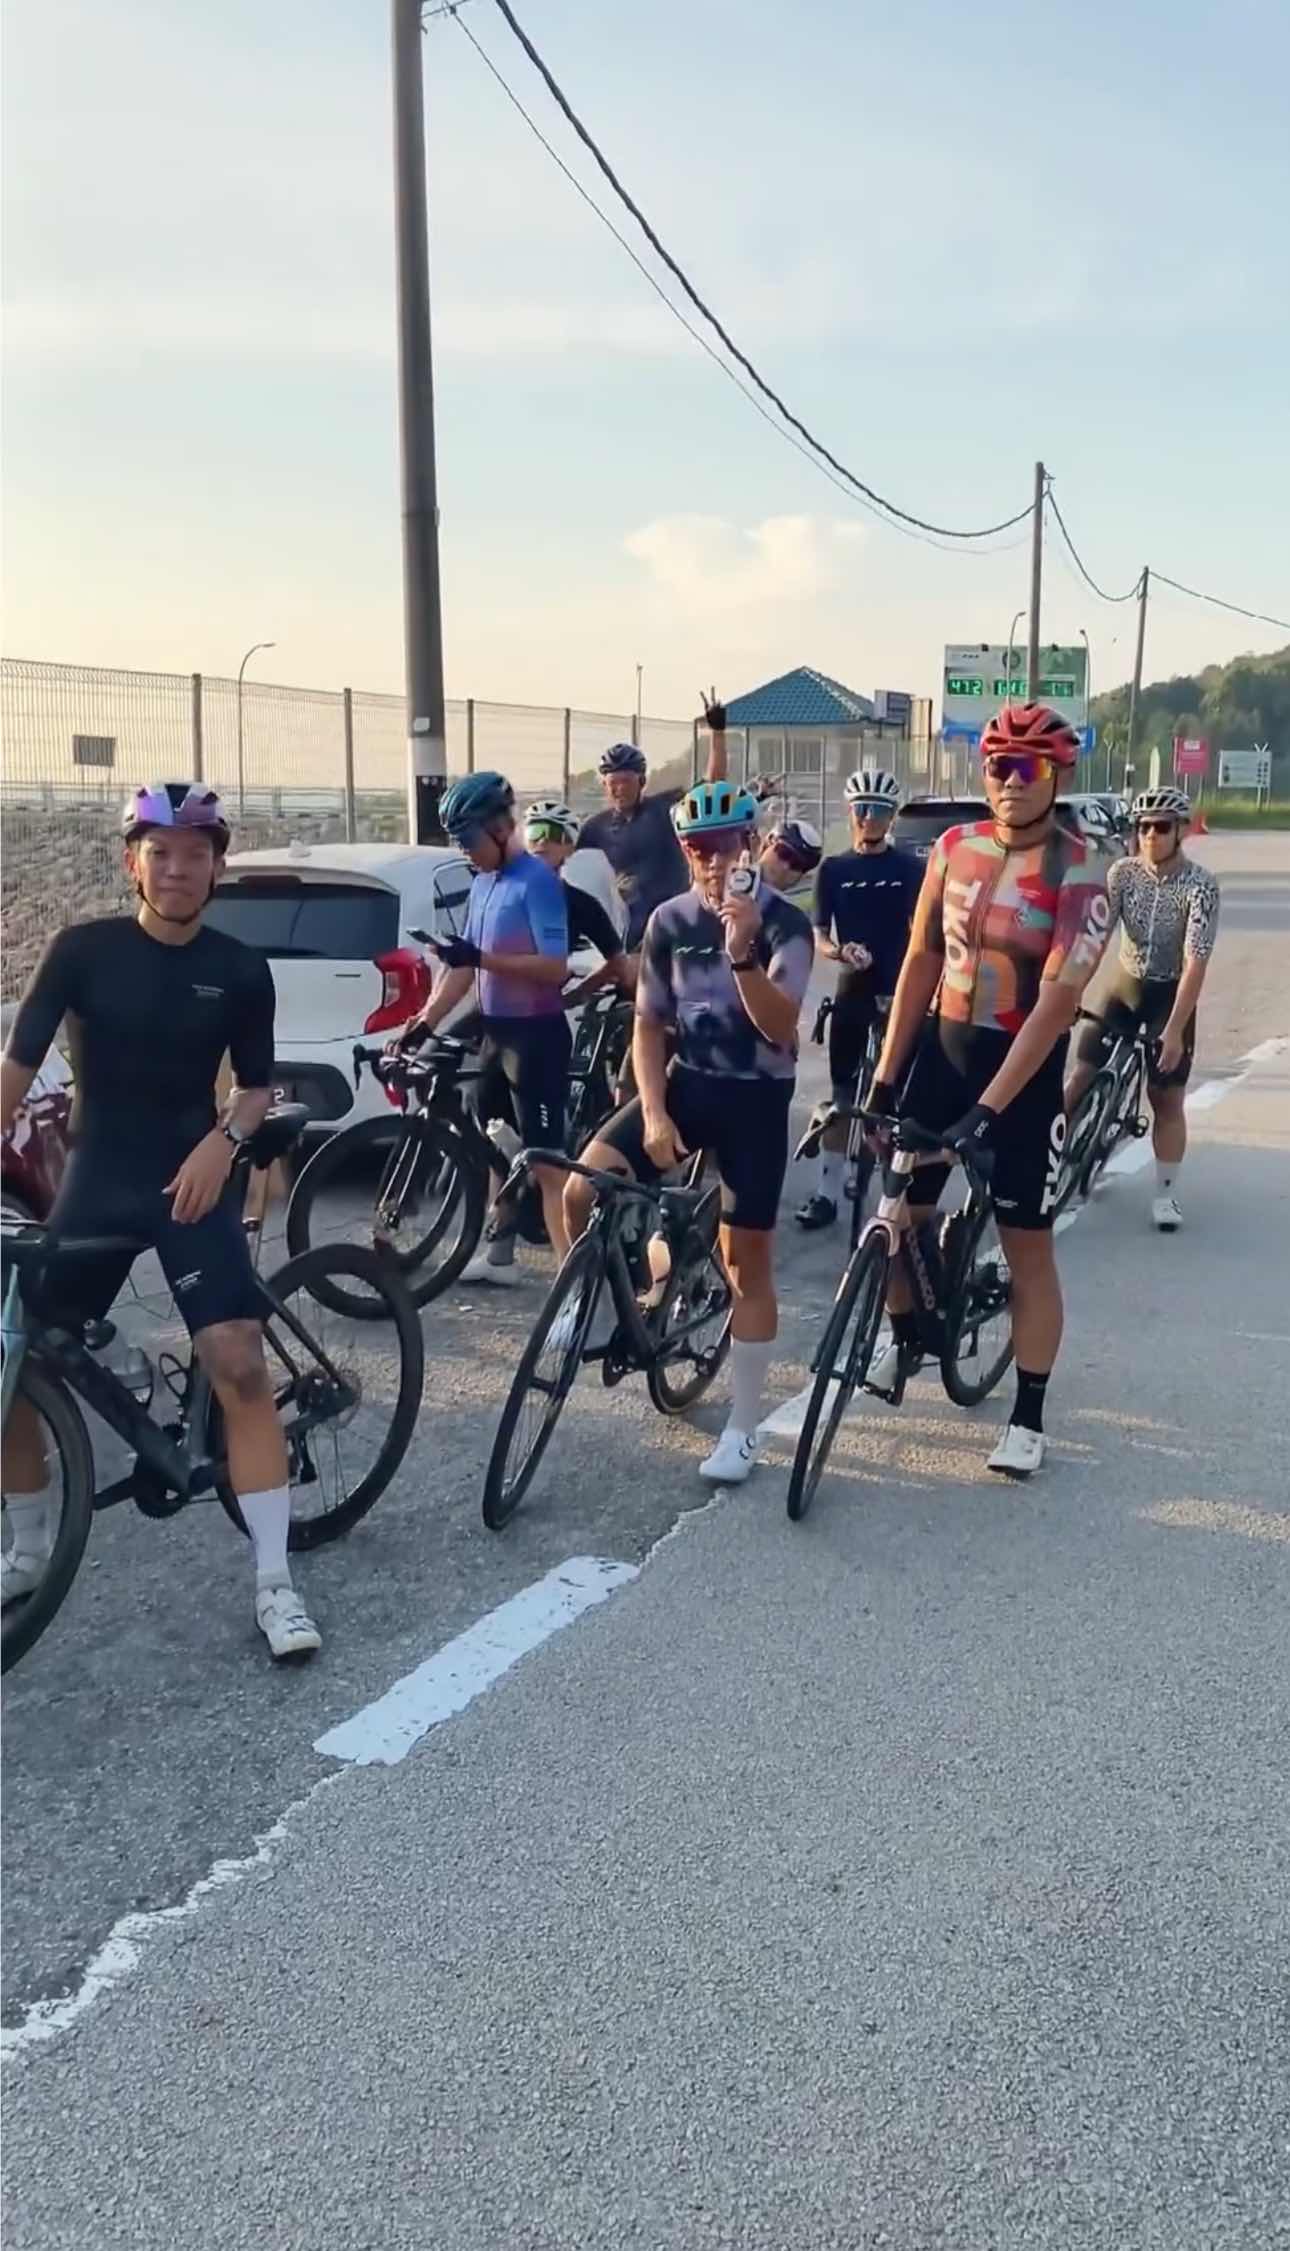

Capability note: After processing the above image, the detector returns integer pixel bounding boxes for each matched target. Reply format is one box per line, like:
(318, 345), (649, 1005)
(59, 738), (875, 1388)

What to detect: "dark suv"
(891, 795), (989, 862)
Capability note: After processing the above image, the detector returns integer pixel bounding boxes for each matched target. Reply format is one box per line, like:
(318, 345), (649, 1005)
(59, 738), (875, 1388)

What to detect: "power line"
(449, 14), (1029, 560)
(478, 0), (1035, 543)
(1149, 571), (1290, 635)
(1044, 488), (1141, 604)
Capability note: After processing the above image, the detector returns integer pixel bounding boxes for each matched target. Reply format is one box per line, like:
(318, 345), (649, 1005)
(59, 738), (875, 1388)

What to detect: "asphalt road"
(3, 831), (1288, 2247)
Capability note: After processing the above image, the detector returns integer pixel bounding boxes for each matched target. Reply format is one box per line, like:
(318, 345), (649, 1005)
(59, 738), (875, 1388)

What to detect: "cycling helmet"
(843, 768), (901, 808)
(122, 782), (230, 849)
(671, 779), (760, 836)
(980, 702), (1081, 769)
(598, 742), (647, 777)
(1130, 786), (1191, 823)
(523, 800), (581, 844)
(767, 817), (823, 872)
(441, 770), (515, 841)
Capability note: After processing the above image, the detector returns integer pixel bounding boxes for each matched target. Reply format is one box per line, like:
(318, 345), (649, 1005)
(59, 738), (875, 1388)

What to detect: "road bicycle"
(1, 1106), (424, 1673)
(806, 996), (890, 1249)
(1051, 1018), (1152, 1218)
(482, 1145), (731, 1530)
(285, 994), (635, 1318)
(786, 1109), (1011, 1523)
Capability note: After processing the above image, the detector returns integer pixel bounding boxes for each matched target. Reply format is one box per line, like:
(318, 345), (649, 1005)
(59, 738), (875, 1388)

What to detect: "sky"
(4, 0), (1289, 723)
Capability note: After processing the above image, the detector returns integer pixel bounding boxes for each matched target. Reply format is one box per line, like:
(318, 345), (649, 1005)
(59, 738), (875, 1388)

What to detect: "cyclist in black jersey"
(1, 783), (320, 1660)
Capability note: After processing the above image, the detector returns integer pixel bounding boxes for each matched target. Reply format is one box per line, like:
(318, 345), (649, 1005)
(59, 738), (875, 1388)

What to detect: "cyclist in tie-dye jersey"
(867, 704), (1111, 1480)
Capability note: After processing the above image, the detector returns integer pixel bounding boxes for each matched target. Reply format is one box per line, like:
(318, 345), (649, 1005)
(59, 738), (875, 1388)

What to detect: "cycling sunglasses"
(982, 751), (1057, 785)
(1136, 818), (1179, 835)
(525, 821), (569, 844)
(768, 837), (814, 872)
(681, 825), (748, 854)
(852, 799), (895, 817)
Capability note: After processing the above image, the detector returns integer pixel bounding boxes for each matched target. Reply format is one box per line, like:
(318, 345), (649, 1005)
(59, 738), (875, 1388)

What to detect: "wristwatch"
(731, 951), (759, 974)
(221, 1118), (252, 1148)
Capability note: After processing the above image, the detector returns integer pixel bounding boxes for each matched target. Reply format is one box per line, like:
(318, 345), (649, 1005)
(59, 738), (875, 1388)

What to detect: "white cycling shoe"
(255, 1579), (322, 1661)
(1, 1551), (51, 1605)
(1152, 1194), (1183, 1233)
(699, 1427), (761, 1485)
(459, 1250), (521, 1286)
(987, 1424), (1048, 1480)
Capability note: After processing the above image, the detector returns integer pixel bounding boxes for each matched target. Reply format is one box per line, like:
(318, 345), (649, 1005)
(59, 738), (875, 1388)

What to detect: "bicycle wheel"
(482, 1233), (605, 1530)
(646, 1212), (732, 1414)
(939, 1204), (1013, 1406)
(286, 1113), (486, 1316)
(1050, 1076), (1107, 1218)
(214, 1245), (424, 1549)
(2, 1359), (95, 1674)
(847, 1132), (877, 1253)
(1084, 1053), (1143, 1192)
(786, 1232), (888, 1523)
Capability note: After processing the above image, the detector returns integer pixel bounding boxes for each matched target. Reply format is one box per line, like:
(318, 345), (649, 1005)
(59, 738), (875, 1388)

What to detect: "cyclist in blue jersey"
(400, 772), (572, 1262)
(565, 779), (815, 1484)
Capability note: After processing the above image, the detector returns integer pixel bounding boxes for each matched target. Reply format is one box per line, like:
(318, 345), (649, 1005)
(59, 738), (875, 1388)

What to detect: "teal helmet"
(672, 779), (760, 836)
(441, 771), (514, 842)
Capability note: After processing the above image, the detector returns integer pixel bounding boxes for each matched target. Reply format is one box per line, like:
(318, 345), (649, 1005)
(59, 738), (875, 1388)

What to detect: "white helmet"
(1130, 787), (1190, 824)
(523, 799), (581, 844)
(844, 767), (901, 808)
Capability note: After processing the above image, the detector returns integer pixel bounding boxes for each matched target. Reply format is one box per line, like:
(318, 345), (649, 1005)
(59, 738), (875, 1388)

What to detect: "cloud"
(623, 513), (867, 615)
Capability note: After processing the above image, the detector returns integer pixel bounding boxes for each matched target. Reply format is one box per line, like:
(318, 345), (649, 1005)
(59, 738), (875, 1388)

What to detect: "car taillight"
(364, 947), (431, 1036)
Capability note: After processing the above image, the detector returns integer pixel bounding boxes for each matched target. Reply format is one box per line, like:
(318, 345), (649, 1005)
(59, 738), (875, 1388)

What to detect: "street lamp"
(1079, 625), (1092, 768)
(236, 641), (275, 815)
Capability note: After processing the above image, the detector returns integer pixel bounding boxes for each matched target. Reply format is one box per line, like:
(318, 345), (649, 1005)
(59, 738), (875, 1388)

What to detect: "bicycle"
(482, 1146), (732, 1530)
(1052, 1018), (1151, 1217)
(806, 995), (891, 1249)
(1, 1106), (424, 1673)
(286, 995), (635, 1318)
(786, 1109), (1011, 1522)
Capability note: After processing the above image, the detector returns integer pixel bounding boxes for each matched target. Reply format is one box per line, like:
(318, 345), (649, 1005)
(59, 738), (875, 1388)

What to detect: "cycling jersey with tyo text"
(912, 822), (1110, 1033)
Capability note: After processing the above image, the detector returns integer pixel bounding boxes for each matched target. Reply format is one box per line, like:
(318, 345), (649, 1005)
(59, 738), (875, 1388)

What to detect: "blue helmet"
(441, 771), (514, 842)
(671, 779), (760, 836)
(599, 741), (647, 777)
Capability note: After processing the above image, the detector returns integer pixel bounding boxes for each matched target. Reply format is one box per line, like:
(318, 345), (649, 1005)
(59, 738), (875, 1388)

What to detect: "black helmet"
(598, 742), (647, 777)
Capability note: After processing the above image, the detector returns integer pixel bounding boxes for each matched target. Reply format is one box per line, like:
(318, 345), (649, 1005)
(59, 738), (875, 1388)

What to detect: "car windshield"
(207, 879), (400, 959)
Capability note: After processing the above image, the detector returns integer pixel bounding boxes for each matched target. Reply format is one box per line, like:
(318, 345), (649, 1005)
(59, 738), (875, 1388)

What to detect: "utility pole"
(392, 0), (447, 844)
(1125, 567), (1149, 776)
(1026, 461), (1045, 698)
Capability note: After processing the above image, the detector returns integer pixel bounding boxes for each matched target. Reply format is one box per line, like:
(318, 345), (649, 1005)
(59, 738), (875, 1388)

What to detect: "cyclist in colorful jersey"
(867, 704), (1112, 1479)
(1066, 786), (1219, 1233)
(0, 784), (321, 1659)
(401, 772), (572, 1265)
(564, 779), (815, 1485)
(797, 767), (922, 1232)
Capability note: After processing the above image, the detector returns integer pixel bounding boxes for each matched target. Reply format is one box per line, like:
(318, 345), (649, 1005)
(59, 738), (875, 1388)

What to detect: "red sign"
(1173, 735), (1210, 776)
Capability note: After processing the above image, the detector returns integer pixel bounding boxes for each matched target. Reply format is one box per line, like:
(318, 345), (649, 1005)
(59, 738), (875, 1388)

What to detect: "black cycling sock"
(1013, 1367), (1050, 1434)
(891, 1310), (921, 1354)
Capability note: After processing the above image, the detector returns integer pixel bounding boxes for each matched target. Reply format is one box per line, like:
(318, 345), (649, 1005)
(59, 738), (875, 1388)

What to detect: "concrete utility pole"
(1026, 461), (1045, 698)
(1125, 567), (1150, 769)
(392, 0), (447, 844)
(236, 640), (274, 817)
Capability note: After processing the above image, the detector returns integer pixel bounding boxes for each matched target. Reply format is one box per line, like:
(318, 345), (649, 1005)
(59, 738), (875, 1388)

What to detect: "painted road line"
(314, 1556), (639, 1768)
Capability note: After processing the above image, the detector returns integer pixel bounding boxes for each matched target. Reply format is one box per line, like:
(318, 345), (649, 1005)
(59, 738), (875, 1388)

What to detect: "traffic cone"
(1191, 809), (1208, 835)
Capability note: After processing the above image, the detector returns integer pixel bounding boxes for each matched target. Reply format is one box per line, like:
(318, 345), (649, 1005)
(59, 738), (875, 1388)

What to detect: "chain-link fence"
(1, 657), (952, 997)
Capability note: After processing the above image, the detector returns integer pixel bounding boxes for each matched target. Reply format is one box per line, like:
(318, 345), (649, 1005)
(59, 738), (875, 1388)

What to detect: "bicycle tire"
(939, 1205), (1013, 1407)
(646, 1217), (732, 1414)
(482, 1233), (604, 1530)
(786, 1232), (888, 1523)
(286, 1113), (487, 1317)
(1083, 1053), (1143, 1193)
(2, 1358), (96, 1674)
(1051, 1076), (1107, 1218)
(214, 1244), (424, 1549)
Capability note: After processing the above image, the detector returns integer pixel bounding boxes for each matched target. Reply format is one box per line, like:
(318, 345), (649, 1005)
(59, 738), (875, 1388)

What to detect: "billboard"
(872, 689), (913, 732)
(942, 643), (1088, 744)
(1173, 736), (1210, 778)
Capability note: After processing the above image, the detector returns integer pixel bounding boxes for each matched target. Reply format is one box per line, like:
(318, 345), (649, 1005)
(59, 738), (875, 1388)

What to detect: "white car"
(208, 839), (624, 1131)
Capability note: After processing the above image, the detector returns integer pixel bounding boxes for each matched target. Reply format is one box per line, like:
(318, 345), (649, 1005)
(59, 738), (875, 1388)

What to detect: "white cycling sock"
(6, 1488), (55, 1559)
(818, 1154), (840, 1202)
(1155, 1160), (1181, 1194)
(239, 1486), (292, 1585)
(728, 1339), (774, 1436)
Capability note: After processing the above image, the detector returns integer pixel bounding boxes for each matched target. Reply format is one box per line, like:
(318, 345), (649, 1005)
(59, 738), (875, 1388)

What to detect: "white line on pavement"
(313, 1556), (639, 1768)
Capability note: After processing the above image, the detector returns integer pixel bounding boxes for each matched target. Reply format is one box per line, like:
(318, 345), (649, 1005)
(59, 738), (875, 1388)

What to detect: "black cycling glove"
(701, 691), (727, 733)
(863, 1078), (899, 1120)
(432, 936), (481, 971)
(942, 1102), (997, 1157)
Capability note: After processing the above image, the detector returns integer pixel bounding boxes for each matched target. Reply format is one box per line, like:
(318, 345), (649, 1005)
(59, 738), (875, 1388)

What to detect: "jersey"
(813, 846), (923, 995)
(563, 878), (624, 963)
(1105, 854), (1219, 982)
(913, 822), (1110, 1035)
(464, 851), (569, 1021)
(579, 791), (687, 950)
(636, 877), (814, 1082)
(5, 916), (275, 1159)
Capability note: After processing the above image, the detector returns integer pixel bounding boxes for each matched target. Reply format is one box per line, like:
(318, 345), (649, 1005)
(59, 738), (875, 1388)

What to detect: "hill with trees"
(1091, 643), (1290, 790)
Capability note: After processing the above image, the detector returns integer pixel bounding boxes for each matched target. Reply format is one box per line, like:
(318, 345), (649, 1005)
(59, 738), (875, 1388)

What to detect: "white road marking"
(313, 1556), (639, 1768)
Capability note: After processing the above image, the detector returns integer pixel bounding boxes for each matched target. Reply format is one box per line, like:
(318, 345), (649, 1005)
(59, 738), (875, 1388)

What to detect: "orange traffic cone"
(1191, 809), (1208, 835)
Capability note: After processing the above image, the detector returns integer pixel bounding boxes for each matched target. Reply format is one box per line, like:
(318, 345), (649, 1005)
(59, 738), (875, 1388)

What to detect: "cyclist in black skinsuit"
(0, 783), (321, 1660)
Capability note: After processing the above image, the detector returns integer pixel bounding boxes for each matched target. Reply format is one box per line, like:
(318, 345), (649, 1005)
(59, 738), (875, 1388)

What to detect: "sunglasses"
(982, 752), (1057, 785)
(683, 826), (747, 855)
(769, 840), (813, 873)
(1136, 819), (1179, 836)
(525, 822), (567, 844)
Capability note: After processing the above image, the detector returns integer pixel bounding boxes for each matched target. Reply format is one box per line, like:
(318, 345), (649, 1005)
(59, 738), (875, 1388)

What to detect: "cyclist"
(1066, 785), (1219, 1232)
(579, 743), (690, 952)
(400, 771), (572, 1270)
(758, 816), (824, 896)
(564, 779), (815, 1485)
(0, 784), (321, 1659)
(867, 705), (1111, 1480)
(796, 768), (922, 1232)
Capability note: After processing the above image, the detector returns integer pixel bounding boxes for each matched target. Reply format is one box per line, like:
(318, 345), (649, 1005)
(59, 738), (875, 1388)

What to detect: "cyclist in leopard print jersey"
(1067, 787), (1220, 1232)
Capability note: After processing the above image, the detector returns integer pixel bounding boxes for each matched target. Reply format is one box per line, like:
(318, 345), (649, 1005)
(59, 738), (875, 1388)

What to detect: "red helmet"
(980, 702), (1081, 770)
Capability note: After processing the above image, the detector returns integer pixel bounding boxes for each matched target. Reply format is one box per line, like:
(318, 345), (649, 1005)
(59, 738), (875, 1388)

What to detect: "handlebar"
(496, 1144), (689, 1212)
(351, 1033), (478, 1091)
(793, 1104), (994, 1184)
